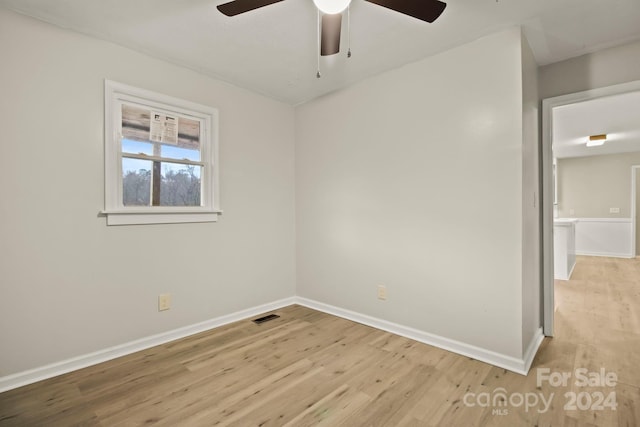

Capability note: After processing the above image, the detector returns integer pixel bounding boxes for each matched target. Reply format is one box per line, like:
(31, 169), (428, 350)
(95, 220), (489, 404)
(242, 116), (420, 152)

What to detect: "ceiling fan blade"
(365, 0), (446, 23)
(217, 0), (285, 16)
(321, 13), (342, 56)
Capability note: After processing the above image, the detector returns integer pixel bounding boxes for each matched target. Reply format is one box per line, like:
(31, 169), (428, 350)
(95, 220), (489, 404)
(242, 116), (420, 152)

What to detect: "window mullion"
(122, 152), (204, 167)
(151, 143), (161, 206)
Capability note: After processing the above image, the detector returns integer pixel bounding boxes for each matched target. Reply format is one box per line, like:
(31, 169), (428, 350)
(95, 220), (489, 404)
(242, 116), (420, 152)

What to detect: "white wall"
(574, 219), (633, 258)
(636, 172), (640, 253)
(295, 29), (531, 360)
(521, 33), (541, 354)
(0, 9), (296, 377)
(557, 152), (640, 218)
(539, 39), (640, 99)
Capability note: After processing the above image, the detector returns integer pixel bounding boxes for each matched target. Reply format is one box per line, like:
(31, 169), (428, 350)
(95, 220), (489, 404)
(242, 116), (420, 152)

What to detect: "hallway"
(542, 255), (640, 426)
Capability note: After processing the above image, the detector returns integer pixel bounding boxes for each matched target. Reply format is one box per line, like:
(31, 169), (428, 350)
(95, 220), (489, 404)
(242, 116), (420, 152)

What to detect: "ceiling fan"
(217, 0), (447, 58)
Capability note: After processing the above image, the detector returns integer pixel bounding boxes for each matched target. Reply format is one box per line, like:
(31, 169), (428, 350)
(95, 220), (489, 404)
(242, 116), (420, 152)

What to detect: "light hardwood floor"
(1, 256), (639, 426)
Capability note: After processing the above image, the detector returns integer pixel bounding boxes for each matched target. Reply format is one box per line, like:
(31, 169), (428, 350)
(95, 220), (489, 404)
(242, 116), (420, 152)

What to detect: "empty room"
(1, 0), (640, 425)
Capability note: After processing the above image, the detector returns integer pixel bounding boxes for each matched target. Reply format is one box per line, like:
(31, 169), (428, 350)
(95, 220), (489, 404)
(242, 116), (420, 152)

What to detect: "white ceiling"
(553, 90), (640, 159)
(2, 0), (640, 105)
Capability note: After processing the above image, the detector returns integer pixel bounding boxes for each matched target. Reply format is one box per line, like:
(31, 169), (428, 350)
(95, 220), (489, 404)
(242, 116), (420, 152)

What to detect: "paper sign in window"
(150, 112), (179, 145)
(121, 104), (201, 151)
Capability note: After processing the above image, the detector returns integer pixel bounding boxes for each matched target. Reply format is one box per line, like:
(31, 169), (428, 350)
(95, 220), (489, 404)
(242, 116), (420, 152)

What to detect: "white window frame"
(103, 80), (221, 225)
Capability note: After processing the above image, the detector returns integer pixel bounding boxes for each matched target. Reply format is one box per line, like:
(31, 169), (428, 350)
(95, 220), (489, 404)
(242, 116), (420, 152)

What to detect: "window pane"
(161, 144), (200, 161)
(159, 163), (202, 206)
(122, 139), (154, 156)
(122, 158), (151, 206)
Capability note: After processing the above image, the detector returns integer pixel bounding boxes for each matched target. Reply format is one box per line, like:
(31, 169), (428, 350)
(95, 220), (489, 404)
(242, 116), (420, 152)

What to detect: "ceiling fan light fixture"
(313, 0), (351, 14)
(586, 134), (607, 147)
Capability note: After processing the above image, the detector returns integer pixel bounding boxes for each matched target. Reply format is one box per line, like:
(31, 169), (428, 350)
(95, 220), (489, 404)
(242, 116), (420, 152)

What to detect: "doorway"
(541, 80), (640, 336)
(633, 166), (640, 257)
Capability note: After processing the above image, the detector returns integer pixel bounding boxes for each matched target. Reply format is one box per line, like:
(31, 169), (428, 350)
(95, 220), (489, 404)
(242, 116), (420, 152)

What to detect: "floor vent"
(252, 314), (280, 324)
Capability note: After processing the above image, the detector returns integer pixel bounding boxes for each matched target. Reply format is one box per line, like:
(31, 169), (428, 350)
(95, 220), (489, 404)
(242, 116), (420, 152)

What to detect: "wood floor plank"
(616, 382), (640, 426)
(181, 319), (311, 371)
(175, 364), (325, 426)
(282, 384), (371, 427)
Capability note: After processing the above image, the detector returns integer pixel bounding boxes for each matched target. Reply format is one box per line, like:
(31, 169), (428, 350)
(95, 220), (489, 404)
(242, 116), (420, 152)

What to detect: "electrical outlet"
(377, 285), (387, 301)
(158, 293), (171, 311)
(610, 207), (620, 214)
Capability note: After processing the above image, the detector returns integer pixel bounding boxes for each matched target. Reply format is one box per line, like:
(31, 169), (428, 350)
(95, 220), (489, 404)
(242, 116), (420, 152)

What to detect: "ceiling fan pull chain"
(347, 5), (352, 58)
(316, 9), (322, 78)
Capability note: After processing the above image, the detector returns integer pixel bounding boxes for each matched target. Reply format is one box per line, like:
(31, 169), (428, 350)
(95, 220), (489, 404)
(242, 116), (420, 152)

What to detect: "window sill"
(101, 209), (222, 225)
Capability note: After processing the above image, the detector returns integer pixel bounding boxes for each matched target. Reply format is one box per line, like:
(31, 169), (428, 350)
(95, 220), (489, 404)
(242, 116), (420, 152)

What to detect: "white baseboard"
(576, 251), (633, 259)
(295, 297), (541, 376)
(568, 261), (577, 279)
(1, 295), (545, 392)
(523, 327), (545, 372)
(0, 297), (295, 393)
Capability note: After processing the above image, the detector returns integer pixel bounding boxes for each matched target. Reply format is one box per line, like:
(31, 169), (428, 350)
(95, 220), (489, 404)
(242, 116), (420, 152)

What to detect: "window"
(103, 80), (220, 225)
